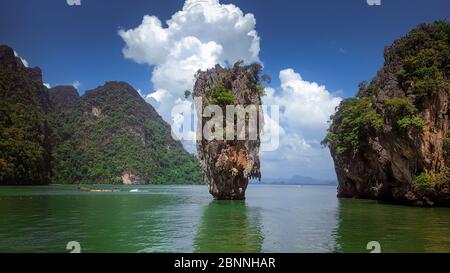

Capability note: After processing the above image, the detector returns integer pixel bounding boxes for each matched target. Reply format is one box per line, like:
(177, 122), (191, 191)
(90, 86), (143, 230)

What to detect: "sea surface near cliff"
(0, 184), (449, 253)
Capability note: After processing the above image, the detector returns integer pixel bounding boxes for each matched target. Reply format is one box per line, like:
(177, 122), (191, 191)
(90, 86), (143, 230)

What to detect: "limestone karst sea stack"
(193, 62), (266, 200)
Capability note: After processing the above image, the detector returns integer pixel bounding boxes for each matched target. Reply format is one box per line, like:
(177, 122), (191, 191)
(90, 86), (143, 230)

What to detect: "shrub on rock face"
(395, 21), (450, 104)
(322, 97), (383, 155)
(397, 116), (424, 130)
(384, 98), (416, 115)
(410, 169), (450, 205)
(208, 82), (236, 109)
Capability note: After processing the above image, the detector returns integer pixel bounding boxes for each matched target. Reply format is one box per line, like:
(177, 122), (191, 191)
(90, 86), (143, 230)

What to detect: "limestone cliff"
(0, 45), (52, 185)
(1, 44), (202, 185)
(50, 81), (203, 185)
(323, 21), (450, 206)
(193, 62), (264, 200)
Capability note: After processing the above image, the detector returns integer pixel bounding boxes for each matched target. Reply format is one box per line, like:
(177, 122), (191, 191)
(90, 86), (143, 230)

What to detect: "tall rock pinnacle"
(193, 62), (265, 200)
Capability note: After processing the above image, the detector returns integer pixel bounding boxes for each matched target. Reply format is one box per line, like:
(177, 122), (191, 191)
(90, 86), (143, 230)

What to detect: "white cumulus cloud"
(265, 69), (342, 139)
(119, 0), (341, 180)
(119, 0), (260, 122)
(261, 69), (342, 180)
(66, 0), (81, 6)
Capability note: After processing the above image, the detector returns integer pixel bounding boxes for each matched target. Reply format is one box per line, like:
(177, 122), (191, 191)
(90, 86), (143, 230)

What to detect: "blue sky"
(1, 0), (449, 180)
(1, 0), (448, 96)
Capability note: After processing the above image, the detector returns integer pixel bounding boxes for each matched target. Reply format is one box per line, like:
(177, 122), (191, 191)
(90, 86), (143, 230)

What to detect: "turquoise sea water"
(0, 184), (449, 253)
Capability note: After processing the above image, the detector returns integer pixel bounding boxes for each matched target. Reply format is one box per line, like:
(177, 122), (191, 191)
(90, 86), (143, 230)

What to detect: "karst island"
(193, 62), (266, 200)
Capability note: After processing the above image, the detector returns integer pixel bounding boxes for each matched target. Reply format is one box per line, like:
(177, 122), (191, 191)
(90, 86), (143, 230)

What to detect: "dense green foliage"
(1, 44), (203, 185)
(383, 98), (424, 130)
(395, 21), (450, 103)
(322, 97), (383, 154)
(412, 167), (450, 197)
(384, 98), (415, 114)
(0, 69), (51, 185)
(323, 21), (449, 154)
(412, 172), (436, 192)
(397, 115), (424, 130)
(50, 83), (203, 185)
(208, 81), (236, 108)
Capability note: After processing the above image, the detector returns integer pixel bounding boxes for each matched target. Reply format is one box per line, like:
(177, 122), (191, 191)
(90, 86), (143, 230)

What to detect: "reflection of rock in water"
(194, 201), (263, 253)
(335, 199), (450, 253)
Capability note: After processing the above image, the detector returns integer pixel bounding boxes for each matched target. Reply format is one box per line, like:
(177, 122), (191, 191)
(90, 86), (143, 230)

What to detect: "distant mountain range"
(251, 175), (337, 185)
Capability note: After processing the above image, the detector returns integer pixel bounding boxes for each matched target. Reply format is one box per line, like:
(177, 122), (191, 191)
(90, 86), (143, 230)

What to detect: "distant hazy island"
(251, 176), (337, 186)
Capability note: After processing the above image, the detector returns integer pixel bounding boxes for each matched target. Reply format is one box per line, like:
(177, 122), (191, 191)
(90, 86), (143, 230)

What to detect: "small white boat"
(130, 189), (139, 192)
